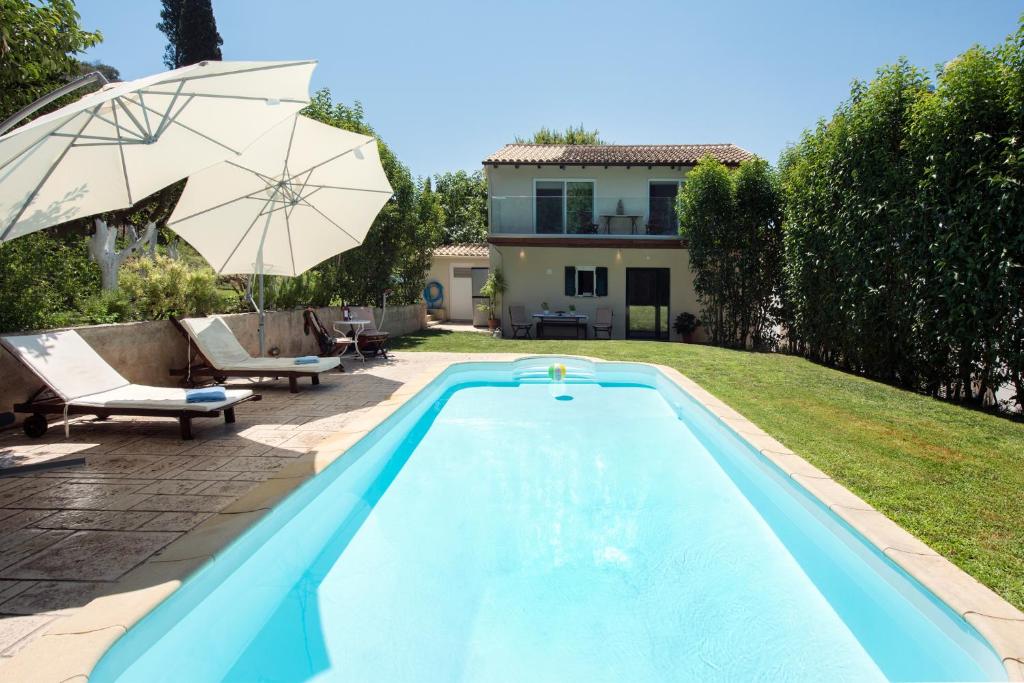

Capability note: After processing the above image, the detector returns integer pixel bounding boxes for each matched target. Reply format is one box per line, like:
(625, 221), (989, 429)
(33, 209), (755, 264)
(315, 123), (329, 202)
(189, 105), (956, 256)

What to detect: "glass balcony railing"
(490, 195), (680, 236)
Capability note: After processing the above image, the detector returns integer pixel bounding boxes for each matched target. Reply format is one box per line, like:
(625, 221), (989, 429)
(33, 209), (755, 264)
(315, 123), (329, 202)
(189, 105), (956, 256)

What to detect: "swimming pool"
(92, 357), (1007, 682)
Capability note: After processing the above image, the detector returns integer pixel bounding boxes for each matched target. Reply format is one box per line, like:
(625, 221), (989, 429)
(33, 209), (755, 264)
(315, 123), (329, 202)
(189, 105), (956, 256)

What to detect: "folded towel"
(186, 387), (227, 403)
(294, 355), (319, 365)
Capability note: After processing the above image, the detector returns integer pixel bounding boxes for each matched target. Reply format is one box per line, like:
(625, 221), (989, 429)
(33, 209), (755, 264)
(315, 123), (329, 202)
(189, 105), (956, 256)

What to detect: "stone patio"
(0, 351), (511, 666)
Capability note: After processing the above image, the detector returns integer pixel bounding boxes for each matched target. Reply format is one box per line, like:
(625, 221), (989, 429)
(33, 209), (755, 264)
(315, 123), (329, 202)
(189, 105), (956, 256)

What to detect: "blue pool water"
(92, 358), (1007, 682)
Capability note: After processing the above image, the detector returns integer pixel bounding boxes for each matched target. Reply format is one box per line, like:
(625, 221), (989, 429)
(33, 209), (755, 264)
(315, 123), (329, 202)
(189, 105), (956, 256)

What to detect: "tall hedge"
(781, 19), (1024, 411)
(678, 156), (783, 349)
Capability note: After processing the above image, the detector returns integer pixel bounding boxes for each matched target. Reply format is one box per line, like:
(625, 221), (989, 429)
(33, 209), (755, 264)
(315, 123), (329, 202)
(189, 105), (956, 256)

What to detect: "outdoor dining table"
(532, 312), (589, 339)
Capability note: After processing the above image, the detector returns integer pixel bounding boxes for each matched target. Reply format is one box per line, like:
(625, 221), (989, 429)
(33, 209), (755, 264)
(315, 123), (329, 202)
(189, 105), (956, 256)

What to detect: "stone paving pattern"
(0, 351), (509, 665)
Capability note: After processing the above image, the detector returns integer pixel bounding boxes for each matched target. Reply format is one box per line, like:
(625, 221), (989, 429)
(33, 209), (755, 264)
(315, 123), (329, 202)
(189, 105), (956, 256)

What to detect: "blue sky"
(78, 0), (1021, 179)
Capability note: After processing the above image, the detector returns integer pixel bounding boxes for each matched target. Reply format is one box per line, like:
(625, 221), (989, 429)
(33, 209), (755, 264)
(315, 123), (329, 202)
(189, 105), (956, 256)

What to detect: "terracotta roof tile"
(483, 143), (754, 167)
(432, 243), (489, 257)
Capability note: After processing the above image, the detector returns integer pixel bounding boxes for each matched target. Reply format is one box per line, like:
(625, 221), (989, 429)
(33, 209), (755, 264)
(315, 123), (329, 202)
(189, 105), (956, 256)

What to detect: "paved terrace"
(0, 351), (513, 667)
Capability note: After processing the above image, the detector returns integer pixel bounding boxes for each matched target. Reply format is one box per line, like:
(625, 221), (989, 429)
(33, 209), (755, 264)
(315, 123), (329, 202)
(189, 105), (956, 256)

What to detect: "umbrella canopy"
(167, 114), (393, 277)
(167, 114), (393, 353)
(0, 60), (316, 242)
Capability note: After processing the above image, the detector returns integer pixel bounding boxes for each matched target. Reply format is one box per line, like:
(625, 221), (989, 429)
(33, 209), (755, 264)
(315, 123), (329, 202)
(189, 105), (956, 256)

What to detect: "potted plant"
(542, 301), (550, 314)
(477, 267), (507, 331)
(673, 312), (701, 343)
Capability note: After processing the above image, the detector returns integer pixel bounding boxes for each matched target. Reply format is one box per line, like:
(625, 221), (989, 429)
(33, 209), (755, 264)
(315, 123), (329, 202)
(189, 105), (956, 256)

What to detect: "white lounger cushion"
(74, 385), (252, 412)
(179, 316), (341, 373)
(0, 330), (252, 409)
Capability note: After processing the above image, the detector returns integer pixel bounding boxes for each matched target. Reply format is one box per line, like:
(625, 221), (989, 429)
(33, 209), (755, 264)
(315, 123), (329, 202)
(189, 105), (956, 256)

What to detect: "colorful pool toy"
(548, 363), (567, 381)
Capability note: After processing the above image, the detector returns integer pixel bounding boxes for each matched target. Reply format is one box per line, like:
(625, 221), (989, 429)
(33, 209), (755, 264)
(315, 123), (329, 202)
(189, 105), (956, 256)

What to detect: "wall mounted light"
(519, 249), (525, 259)
(615, 249), (622, 261)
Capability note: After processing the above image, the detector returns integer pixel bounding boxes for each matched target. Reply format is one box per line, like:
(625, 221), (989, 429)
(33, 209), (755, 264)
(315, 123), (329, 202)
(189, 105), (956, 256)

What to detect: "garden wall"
(0, 303), (425, 427)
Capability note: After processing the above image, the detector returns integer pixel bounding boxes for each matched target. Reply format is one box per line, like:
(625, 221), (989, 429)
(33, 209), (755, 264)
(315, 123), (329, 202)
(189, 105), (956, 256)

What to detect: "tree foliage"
(781, 19), (1024, 411)
(515, 124), (605, 144)
(157, 0), (223, 69)
(678, 156), (783, 349)
(432, 169), (487, 244)
(285, 89), (442, 307)
(0, 0), (101, 119)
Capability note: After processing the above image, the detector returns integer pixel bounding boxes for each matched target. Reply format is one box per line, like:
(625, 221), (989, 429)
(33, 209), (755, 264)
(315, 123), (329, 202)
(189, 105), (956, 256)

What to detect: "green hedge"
(780, 20), (1024, 411)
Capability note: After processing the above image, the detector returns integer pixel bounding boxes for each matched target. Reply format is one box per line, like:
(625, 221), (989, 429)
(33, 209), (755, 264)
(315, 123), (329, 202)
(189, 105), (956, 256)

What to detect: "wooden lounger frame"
(13, 386), (261, 440)
(169, 317), (340, 393)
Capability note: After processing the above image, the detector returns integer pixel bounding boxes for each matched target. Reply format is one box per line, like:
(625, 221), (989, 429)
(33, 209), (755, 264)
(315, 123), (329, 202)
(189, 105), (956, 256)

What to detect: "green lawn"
(392, 329), (1024, 611)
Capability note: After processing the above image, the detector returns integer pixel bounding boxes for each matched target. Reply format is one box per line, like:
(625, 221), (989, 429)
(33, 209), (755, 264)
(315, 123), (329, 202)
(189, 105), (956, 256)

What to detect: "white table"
(334, 319), (372, 361)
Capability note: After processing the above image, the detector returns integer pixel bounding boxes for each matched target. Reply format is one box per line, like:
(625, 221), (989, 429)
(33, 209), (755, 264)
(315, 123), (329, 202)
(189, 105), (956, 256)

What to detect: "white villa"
(483, 143), (754, 339)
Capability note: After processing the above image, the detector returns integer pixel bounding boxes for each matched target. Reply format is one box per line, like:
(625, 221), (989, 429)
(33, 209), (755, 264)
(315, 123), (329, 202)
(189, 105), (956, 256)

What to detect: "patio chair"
(1, 330), (259, 440)
(347, 306), (390, 359)
(593, 307), (613, 339)
(171, 316), (342, 393)
(303, 307), (353, 361)
(508, 305), (533, 339)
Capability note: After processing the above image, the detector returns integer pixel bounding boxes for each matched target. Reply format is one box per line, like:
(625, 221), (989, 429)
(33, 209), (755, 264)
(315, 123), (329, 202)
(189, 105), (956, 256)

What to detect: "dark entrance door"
(626, 268), (670, 340)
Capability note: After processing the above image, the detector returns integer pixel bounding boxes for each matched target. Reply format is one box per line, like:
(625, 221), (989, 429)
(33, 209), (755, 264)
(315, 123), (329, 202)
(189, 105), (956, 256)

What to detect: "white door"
(450, 267), (474, 320)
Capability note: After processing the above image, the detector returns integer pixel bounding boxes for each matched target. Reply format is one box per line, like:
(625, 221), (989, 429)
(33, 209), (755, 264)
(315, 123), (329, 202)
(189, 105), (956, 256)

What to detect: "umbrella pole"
(258, 270), (265, 356)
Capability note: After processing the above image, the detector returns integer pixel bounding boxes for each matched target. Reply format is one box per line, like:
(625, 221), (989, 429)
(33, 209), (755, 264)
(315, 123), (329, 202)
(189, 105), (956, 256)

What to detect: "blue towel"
(294, 355), (319, 365)
(186, 387), (227, 403)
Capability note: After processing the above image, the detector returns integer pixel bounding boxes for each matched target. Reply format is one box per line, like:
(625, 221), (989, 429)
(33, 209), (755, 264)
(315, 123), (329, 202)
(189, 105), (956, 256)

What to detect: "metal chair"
(592, 307), (613, 339)
(508, 305), (534, 339)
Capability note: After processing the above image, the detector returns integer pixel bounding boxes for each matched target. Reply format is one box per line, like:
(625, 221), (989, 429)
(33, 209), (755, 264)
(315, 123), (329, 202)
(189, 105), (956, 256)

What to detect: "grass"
(392, 329), (1024, 611)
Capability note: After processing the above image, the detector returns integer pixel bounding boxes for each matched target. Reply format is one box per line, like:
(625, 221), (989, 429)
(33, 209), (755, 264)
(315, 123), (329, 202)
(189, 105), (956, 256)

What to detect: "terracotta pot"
(487, 318), (499, 331)
(682, 332), (695, 344)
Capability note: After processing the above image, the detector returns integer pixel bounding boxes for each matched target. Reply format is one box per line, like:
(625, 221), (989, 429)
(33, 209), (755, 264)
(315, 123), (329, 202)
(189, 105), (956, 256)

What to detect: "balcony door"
(534, 180), (594, 234)
(626, 268), (670, 340)
(648, 181), (681, 235)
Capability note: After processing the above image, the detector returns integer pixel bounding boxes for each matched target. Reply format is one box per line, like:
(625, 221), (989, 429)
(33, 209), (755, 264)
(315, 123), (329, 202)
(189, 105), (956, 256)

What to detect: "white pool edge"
(5, 354), (1022, 682)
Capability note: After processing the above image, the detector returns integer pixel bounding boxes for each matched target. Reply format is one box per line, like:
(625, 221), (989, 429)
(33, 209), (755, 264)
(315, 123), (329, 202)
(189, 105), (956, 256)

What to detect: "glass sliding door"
(534, 180), (594, 234)
(626, 268), (670, 340)
(535, 181), (564, 233)
(648, 181), (681, 235)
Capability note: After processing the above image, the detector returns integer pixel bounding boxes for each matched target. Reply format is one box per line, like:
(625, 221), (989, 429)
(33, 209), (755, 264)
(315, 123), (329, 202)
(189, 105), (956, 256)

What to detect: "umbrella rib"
(284, 199), (297, 275)
(0, 104), (102, 241)
(169, 194), (263, 224)
(135, 96), (241, 154)
(297, 198), (362, 245)
(153, 81), (185, 140)
(280, 115), (299, 183)
(111, 104), (134, 205)
(136, 91), (154, 137)
(218, 184), (282, 273)
(296, 184), (393, 194)
(114, 98), (150, 141)
(287, 138), (374, 181)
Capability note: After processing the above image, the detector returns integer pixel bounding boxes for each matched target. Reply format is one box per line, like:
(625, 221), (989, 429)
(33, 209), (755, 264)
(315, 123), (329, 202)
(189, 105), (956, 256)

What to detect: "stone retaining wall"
(0, 303), (425, 426)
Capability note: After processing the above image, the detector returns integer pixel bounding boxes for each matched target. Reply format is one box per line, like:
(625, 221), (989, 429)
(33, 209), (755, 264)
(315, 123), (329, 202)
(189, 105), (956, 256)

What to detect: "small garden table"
(532, 313), (589, 339)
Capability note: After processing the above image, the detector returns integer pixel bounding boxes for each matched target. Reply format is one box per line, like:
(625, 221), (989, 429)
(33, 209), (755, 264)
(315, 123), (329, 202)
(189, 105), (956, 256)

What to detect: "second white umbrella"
(167, 114), (394, 351)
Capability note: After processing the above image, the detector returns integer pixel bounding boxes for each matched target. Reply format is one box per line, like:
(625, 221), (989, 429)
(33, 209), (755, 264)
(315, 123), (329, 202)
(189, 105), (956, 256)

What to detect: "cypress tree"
(157, 0), (224, 69)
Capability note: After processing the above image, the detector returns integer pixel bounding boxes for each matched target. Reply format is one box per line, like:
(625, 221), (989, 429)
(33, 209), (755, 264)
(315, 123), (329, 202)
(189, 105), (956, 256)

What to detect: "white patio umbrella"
(0, 60), (316, 242)
(167, 114), (393, 353)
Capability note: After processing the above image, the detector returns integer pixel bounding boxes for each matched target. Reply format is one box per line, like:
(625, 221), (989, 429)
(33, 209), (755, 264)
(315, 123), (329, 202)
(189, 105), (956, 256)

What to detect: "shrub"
(0, 231), (101, 333)
(119, 255), (221, 319)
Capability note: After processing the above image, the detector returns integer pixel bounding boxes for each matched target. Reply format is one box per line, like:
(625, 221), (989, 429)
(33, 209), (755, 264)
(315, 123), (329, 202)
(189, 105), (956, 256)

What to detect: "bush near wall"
(780, 20), (1024, 412)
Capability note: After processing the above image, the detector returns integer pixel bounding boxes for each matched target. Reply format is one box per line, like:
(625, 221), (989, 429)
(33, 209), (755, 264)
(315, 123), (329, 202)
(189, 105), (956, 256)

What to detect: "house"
(424, 243), (490, 324)
(483, 143), (754, 339)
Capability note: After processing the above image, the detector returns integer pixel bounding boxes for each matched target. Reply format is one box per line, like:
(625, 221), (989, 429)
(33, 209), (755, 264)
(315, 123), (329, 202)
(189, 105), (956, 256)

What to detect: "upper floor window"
(535, 180), (595, 234)
(648, 180), (682, 235)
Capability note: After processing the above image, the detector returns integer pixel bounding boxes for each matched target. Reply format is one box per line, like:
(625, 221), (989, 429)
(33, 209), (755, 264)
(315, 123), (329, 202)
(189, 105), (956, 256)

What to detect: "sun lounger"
(171, 316), (341, 393)
(1, 330), (259, 440)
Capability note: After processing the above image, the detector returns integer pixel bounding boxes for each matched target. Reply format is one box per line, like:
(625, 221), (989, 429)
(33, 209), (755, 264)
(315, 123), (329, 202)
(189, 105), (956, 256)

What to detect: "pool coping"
(3, 355), (1022, 682)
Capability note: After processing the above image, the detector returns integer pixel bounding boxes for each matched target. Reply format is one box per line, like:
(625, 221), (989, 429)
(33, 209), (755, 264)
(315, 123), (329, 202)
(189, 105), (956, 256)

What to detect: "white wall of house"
(491, 244), (704, 341)
(486, 165), (691, 234)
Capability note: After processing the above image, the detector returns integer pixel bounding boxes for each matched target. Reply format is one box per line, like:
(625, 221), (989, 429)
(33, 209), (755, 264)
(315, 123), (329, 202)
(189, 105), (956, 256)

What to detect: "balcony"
(489, 195), (680, 237)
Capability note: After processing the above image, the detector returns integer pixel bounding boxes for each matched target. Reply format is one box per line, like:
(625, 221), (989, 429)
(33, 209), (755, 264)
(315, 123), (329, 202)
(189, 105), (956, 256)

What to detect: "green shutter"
(564, 266), (576, 296)
(596, 267), (608, 296)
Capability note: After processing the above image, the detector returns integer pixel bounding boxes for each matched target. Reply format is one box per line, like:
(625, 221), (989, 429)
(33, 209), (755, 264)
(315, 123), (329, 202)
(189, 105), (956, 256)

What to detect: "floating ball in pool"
(548, 363), (567, 382)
